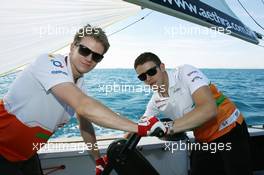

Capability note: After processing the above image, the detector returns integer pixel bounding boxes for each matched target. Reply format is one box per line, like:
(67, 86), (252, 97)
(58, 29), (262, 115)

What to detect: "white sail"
(124, 0), (259, 45)
(0, 0), (140, 75)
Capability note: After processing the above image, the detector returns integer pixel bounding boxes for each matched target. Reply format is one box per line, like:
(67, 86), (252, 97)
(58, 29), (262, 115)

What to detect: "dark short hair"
(134, 52), (161, 69)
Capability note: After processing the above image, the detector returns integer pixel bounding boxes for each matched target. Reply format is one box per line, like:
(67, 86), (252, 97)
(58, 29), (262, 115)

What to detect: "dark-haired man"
(134, 52), (252, 175)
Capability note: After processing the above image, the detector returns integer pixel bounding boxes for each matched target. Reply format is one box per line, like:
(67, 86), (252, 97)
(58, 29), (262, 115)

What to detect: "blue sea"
(0, 69), (263, 138)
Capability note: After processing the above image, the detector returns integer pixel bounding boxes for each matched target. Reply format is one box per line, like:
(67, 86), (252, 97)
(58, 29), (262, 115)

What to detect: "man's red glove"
(137, 116), (167, 136)
(96, 155), (108, 175)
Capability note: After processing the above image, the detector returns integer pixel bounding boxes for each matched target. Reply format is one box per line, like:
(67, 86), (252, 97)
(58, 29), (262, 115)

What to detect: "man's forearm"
(76, 98), (138, 133)
(81, 130), (100, 159)
(172, 103), (217, 133)
(78, 116), (101, 159)
(51, 83), (138, 133)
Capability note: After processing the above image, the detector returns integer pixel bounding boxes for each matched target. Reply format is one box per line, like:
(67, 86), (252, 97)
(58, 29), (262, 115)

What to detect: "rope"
(43, 165), (66, 175)
(261, 0), (264, 6)
(237, 0), (264, 31)
(257, 44), (264, 48)
(108, 11), (153, 37)
(0, 63), (28, 77)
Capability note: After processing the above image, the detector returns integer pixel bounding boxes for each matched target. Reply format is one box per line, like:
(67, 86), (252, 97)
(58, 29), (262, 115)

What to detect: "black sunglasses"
(138, 65), (159, 81)
(76, 44), (104, 63)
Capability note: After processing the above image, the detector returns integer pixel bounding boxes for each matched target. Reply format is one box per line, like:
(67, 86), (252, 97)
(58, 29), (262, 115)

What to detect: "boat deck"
(39, 128), (264, 175)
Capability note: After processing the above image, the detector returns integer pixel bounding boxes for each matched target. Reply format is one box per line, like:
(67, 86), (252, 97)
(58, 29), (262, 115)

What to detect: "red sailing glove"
(138, 116), (167, 137)
(95, 155), (108, 175)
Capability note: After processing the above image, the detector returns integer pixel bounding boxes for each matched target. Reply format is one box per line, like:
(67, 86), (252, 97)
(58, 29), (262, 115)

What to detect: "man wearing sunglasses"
(134, 52), (252, 175)
(0, 25), (166, 175)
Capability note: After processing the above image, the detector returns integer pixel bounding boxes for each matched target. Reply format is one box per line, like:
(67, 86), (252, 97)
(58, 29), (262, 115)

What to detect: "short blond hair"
(73, 24), (110, 53)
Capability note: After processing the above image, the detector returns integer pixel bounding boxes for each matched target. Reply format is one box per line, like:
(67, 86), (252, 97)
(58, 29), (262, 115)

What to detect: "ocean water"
(0, 69), (263, 138)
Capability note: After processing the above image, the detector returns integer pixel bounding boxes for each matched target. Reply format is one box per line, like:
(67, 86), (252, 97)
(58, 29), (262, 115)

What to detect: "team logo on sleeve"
(187, 71), (198, 76)
(50, 59), (64, 68)
(50, 59), (68, 76)
(186, 70), (203, 82)
(191, 76), (203, 82)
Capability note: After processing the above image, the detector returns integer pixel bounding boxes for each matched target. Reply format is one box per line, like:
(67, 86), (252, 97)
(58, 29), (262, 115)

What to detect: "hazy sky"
(97, 0), (264, 69)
